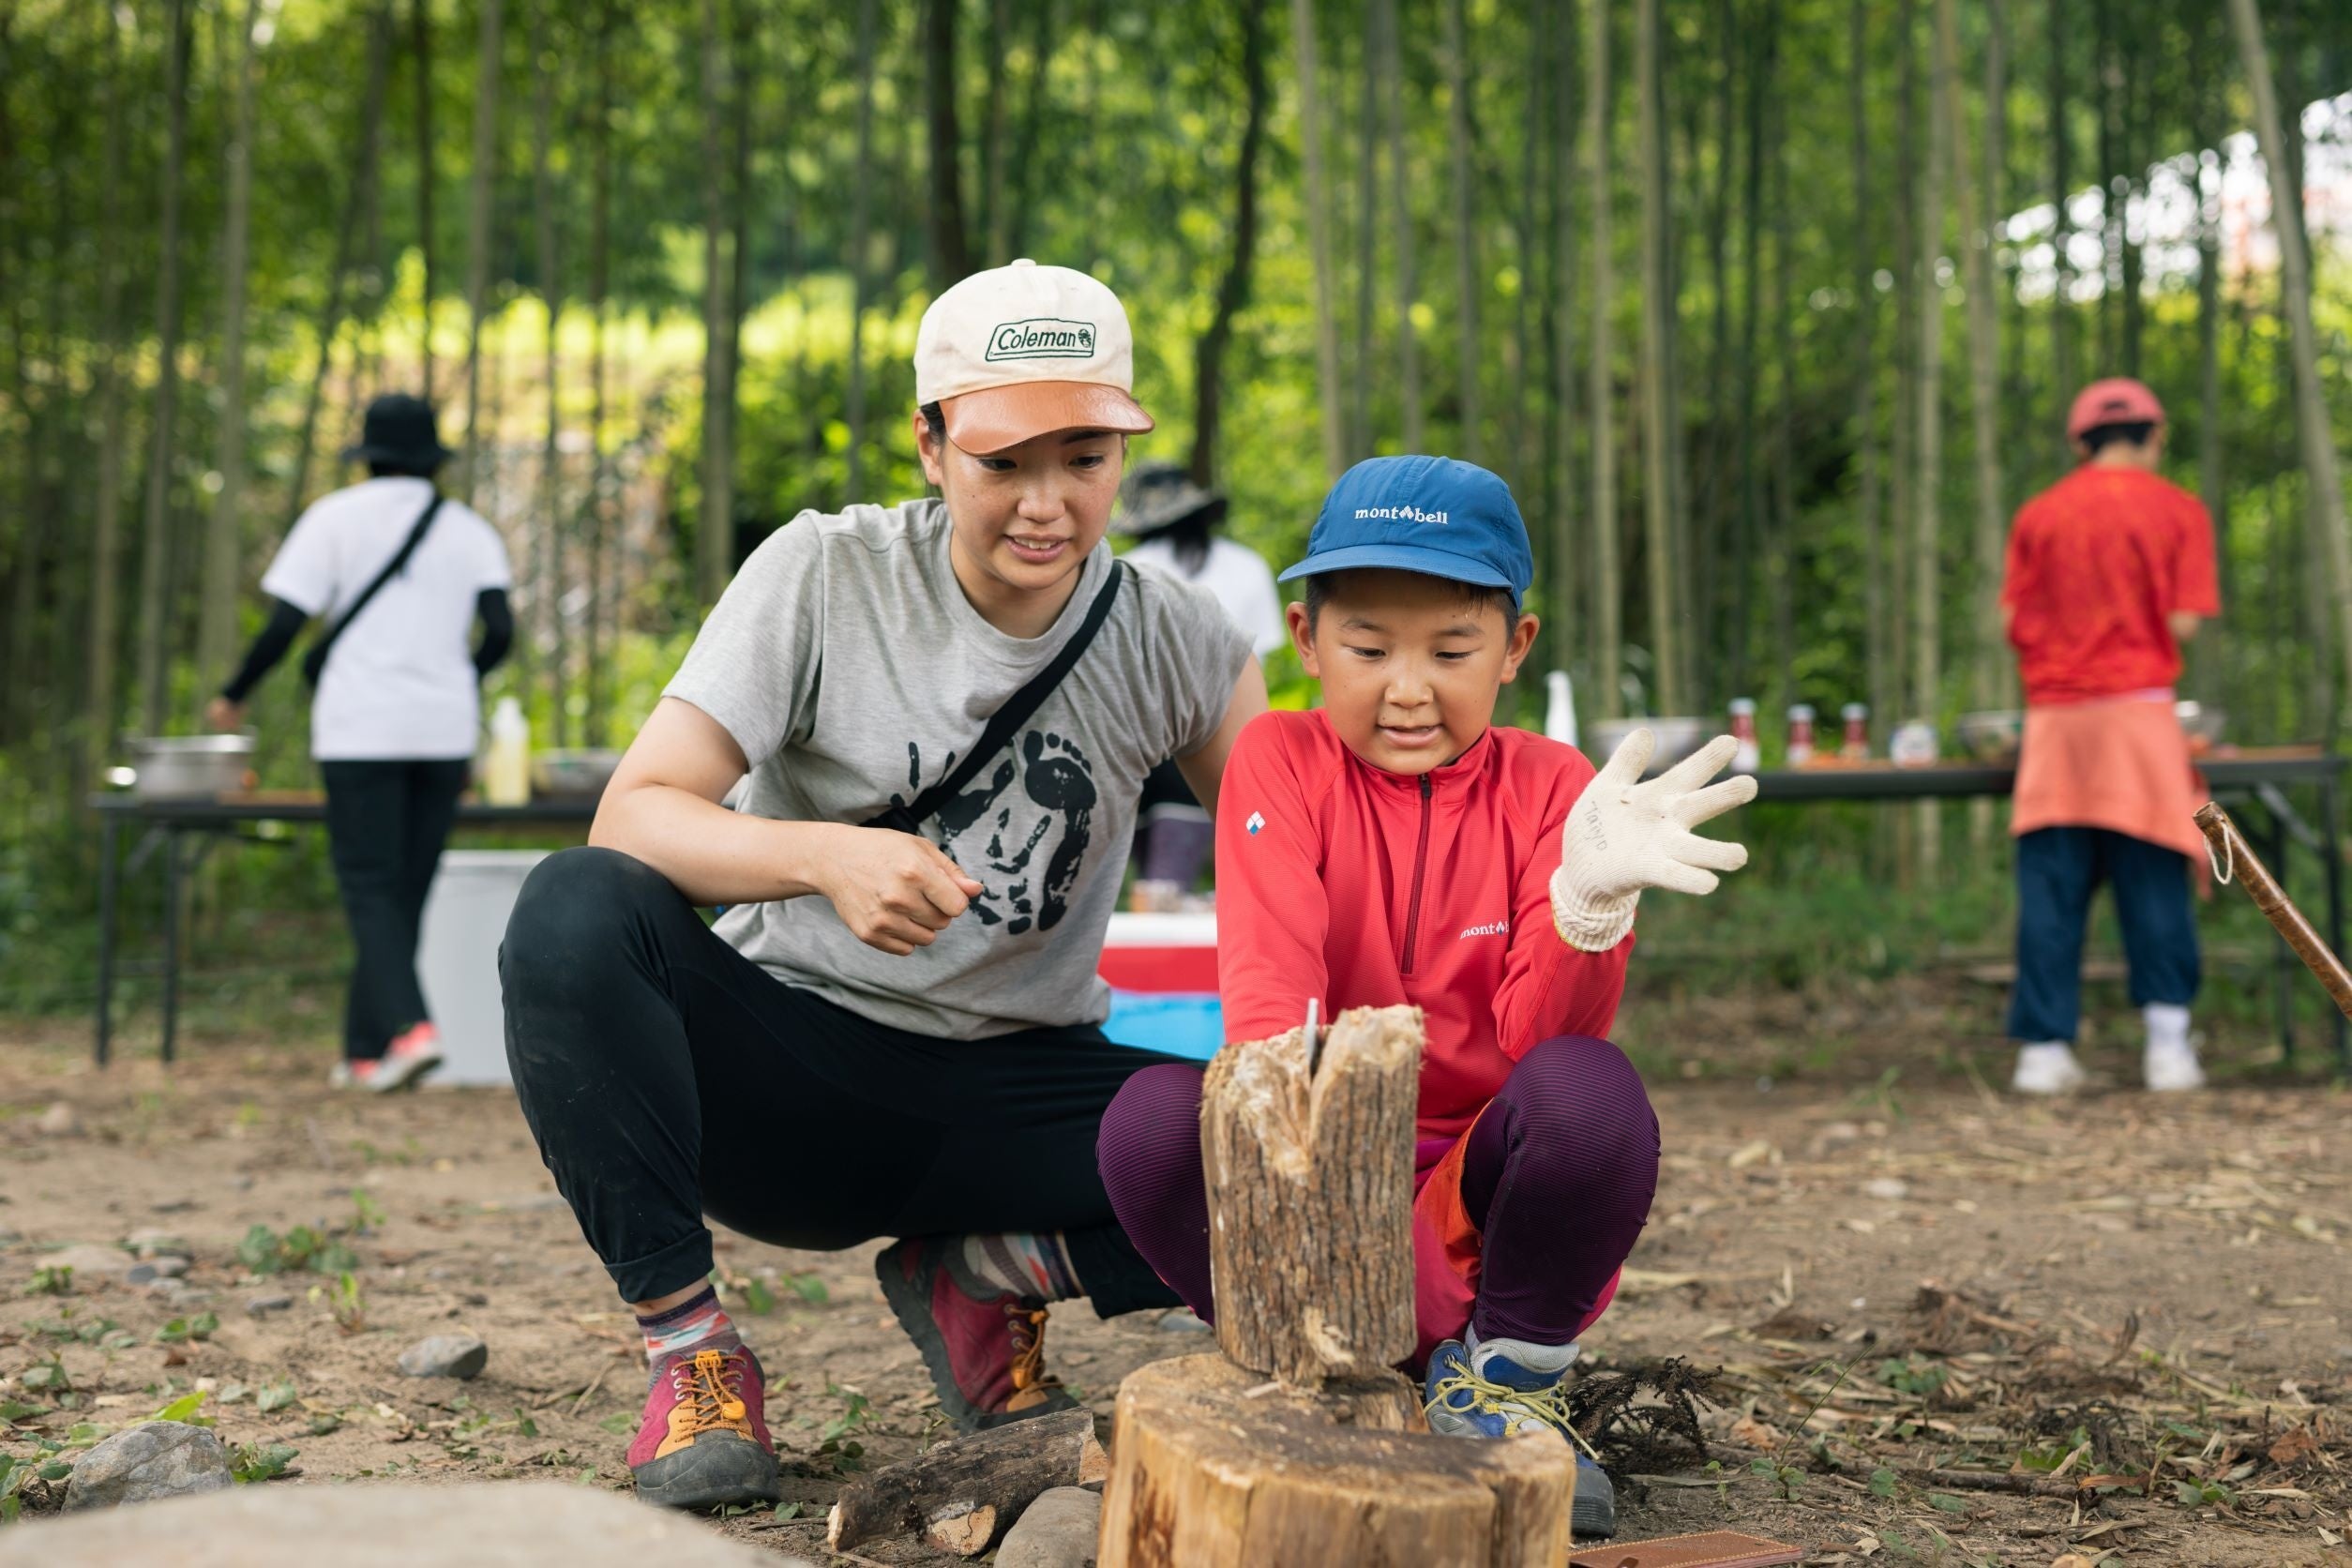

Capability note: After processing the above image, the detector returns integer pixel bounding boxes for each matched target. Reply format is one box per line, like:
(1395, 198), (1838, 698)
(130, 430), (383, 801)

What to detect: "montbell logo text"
(986, 318), (1097, 361)
(1458, 918), (1510, 939)
(1353, 505), (1451, 525)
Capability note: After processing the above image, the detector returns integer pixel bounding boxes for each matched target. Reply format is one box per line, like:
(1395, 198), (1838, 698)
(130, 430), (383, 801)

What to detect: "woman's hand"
(814, 826), (989, 956)
(204, 697), (247, 733)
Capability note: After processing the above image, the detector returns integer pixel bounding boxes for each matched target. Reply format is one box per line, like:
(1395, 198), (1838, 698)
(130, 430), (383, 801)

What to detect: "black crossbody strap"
(865, 560), (1129, 834)
(302, 494), (446, 687)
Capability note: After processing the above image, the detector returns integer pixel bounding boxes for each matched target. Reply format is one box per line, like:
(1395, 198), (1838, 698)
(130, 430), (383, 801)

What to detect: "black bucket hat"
(341, 393), (456, 469)
(1115, 460), (1228, 535)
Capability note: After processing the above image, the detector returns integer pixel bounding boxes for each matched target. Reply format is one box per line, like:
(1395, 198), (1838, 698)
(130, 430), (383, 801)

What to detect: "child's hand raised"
(1549, 729), (1758, 952)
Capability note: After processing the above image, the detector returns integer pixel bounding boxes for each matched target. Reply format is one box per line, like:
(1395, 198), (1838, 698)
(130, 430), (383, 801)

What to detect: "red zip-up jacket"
(1214, 709), (1633, 1148)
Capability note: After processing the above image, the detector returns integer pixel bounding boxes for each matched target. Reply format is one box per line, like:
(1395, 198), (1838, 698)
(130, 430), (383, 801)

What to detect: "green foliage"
(1875, 1357), (1949, 1398)
(230, 1442), (300, 1485)
(22, 1267), (72, 1298)
(254, 1381), (299, 1415)
(237, 1224), (358, 1277)
(153, 1311), (220, 1344)
(149, 1390), (213, 1425)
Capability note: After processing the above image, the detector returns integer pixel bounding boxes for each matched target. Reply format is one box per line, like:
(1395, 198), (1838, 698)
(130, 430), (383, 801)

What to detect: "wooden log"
(1097, 1353), (1575, 1567)
(1202, 1003), (1423, 1388)
(825, 1406), (1108, 1558)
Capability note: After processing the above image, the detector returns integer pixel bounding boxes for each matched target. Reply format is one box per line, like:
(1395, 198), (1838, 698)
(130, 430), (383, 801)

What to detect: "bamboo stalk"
(2193, 803), (2352, 1020)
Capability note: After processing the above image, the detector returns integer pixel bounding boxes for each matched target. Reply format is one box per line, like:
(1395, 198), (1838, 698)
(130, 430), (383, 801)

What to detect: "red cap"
(2067, 378), (2166, 442)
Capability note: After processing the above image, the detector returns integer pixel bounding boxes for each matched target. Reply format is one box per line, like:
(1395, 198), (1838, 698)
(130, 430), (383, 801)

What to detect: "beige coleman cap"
(913, 259), (1154, 455)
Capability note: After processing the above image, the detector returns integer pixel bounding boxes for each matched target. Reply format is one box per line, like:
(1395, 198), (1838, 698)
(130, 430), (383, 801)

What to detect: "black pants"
(496, 846), (1188, 1313)
(321, 758), (469, 1062)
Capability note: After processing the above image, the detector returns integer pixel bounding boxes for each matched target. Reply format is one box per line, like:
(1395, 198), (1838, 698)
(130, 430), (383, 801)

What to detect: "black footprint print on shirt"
(1021, 731), (1095, 934)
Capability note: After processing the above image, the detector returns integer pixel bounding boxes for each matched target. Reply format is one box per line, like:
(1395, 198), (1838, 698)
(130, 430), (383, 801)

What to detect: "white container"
(416, 850), (549, 1087)
(1544, 671), (1578, 746)
(483, 696), (531, 806)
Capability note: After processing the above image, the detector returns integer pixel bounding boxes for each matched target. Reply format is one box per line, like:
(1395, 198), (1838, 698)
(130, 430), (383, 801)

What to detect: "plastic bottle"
(1841, 702), (1871, 762)
(484, 696), (532, 806)
(1785, 703), (1817, 768)
(1545, 671), (1578, 747)
(1727, 698), (1760, 773)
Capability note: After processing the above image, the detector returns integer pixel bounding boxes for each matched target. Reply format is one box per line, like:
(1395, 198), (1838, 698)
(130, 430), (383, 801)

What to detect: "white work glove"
(1550, 729), (1759, 952)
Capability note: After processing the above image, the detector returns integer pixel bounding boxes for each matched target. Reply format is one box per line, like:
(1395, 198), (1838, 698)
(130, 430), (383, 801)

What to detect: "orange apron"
(2011, 692), (2208, 869)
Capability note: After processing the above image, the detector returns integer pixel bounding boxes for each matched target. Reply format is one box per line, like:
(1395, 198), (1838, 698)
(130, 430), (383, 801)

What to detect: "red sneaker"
(628, 1344), (781, 1510)
(876, 1237), (1075, 1432)
(367, 1023), (444, 1093)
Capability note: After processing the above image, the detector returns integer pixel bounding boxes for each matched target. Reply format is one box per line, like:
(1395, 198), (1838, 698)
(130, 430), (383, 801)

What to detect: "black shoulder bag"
(301, 494), (446, 687)
(862, 561), (1130, 834)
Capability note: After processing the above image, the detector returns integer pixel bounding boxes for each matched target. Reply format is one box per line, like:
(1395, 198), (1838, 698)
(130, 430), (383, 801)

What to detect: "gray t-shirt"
(665, 498), (1250, 1039)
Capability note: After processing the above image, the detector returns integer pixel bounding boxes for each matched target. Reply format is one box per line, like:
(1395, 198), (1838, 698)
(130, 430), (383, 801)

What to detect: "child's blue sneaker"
(1424, 1333), (1617, 1539)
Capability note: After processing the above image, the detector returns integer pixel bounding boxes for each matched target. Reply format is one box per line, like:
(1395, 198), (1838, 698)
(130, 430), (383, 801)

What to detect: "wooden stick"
(2194, 802), (2352, 1020)
(823, 1407), (1105, 1558)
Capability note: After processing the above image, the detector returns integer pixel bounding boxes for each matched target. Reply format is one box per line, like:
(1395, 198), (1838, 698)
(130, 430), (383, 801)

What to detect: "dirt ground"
(2, 992), (2348, 1566)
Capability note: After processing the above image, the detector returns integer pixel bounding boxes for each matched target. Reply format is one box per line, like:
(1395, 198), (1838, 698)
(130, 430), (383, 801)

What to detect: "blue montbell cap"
(1278, 456), (1534, 607)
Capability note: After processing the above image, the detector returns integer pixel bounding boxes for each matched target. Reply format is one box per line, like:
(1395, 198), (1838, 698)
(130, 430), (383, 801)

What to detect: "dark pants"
(321, 758), (469, 1062)
(496, 846), (1187, 1312)
(1133, 759), (1214, 888)
(2008, 826), (2200, 1044)
(1097, 1037), (1662, 1347)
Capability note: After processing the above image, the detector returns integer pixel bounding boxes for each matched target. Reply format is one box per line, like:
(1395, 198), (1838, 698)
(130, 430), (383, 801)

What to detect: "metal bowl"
(126, 734), (256, 800)
(1582, 716), (1711, 776)
(1955, 710), (2023, 762)
(530, 748), (623, 799)
(2175, 701), (2225, 751)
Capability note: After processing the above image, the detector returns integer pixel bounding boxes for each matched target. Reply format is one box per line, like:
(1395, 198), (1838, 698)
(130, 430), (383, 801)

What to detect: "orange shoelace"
(672, 1348), (748, 1435)
(1006, 1304), (1063, 1396)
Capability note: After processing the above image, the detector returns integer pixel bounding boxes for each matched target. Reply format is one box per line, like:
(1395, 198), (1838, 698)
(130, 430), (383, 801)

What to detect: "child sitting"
(1095, 455), (1756, 1539)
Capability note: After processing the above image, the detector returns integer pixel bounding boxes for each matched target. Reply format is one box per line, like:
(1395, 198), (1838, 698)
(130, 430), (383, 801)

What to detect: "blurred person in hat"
(493, 261), (1269, 1509)
(207, 392), (514, 1094)
(1114, 461), (1286, 907)
(1096, 456), (1760, 1539)
(1999, 377), (2221, 1096)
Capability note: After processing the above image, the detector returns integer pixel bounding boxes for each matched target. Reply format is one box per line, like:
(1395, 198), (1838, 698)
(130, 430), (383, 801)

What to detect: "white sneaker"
(2145, 1041), (2207, 1093)
(2011, 1043), (2088, 1094)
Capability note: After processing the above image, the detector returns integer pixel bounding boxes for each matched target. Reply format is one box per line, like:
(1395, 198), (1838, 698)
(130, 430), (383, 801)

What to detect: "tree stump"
(1098, 1005), (1576, 1567)
(1202, 1002), (1422, 1387)
(1096, 1355), (1575, 1567)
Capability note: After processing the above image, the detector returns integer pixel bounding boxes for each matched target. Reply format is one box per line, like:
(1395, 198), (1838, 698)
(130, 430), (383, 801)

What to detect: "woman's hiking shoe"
(628, 1345), (781, 1510)
(1424, 1335), (1616, 1539)
(876, 1236), (1077, 1432)
(367, 1023), (445, 1093)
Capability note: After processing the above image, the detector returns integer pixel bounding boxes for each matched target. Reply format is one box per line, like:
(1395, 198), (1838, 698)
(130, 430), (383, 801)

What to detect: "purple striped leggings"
(1095, 1035), (1661, 1347)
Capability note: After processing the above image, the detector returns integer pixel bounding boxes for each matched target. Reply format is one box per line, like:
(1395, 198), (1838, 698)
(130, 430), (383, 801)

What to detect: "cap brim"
(1277, 541), (1519, 595)
(941, 382), (1153, 456)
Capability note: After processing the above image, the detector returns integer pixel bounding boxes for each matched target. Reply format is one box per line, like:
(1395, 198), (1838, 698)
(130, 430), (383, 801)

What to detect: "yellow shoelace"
(674, 1348), (748, 1434)
(1006, 1305), (1063, 1395)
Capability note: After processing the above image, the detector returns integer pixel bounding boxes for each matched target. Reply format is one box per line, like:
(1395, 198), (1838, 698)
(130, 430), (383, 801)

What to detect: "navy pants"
(2008, 826), (2199, 1043)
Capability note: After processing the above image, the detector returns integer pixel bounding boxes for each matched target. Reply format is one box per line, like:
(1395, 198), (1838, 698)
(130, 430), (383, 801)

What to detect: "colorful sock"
(637, 1284), (739, 1362)
(959, 1233), (1084, 1302)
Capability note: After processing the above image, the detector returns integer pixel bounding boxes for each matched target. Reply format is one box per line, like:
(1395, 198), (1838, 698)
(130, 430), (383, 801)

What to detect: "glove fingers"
(1645, 858), (1722, 897)
(1668, 831), (1751, 873)
(1597, 727), (1657, 792)
(1671, 774), (1760, 828)
(1649, 733), (1741, 795)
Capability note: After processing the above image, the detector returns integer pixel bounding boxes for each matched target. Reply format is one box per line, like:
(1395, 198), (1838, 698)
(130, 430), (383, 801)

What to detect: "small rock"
(36, 1102), (83, 1138)
(126, 1257), (190, 1286)
(1157, 1308), (1214, 1334)
(399, 1334), (488, 1380)
(1862, 1178), (1910, 1202)
(996, 1486), (1101, 1568)
(460, 1291), (490, 1307)
(150, 1199), (198, 1214)
(246, 1293), (294, 1318)
(63, 1421), (234, 1511)
(228, 1175), (254, 1192)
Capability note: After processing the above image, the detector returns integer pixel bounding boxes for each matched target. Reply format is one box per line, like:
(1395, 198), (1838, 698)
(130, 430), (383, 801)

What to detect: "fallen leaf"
(1727, 1138), (1775, 1170)
(1730, 1413), (1786, 1449)
(2269, 1428), (2320, 1465)
(2050, 1556), (2096, 1568)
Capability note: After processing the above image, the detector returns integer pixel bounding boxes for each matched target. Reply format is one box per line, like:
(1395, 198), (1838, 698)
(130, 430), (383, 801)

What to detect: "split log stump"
(1098, 1005), (1576, 1567)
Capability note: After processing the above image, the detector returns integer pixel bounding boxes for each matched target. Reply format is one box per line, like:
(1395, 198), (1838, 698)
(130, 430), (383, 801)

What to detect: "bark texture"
(1202, 1004), (1422, 1389)
(826, 1408), (1108, 1558)
(1096, 1354), (1575, 1568)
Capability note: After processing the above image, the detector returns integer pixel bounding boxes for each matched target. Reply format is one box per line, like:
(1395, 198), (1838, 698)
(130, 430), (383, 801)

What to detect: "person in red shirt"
(1094, 456), (1757, 1540)
(2000, 378), (2220, 1095)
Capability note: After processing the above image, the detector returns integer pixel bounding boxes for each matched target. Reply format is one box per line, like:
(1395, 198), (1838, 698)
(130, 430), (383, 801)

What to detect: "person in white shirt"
(1115, 462), (1285, 904)
(207, 393), (514, 1091)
